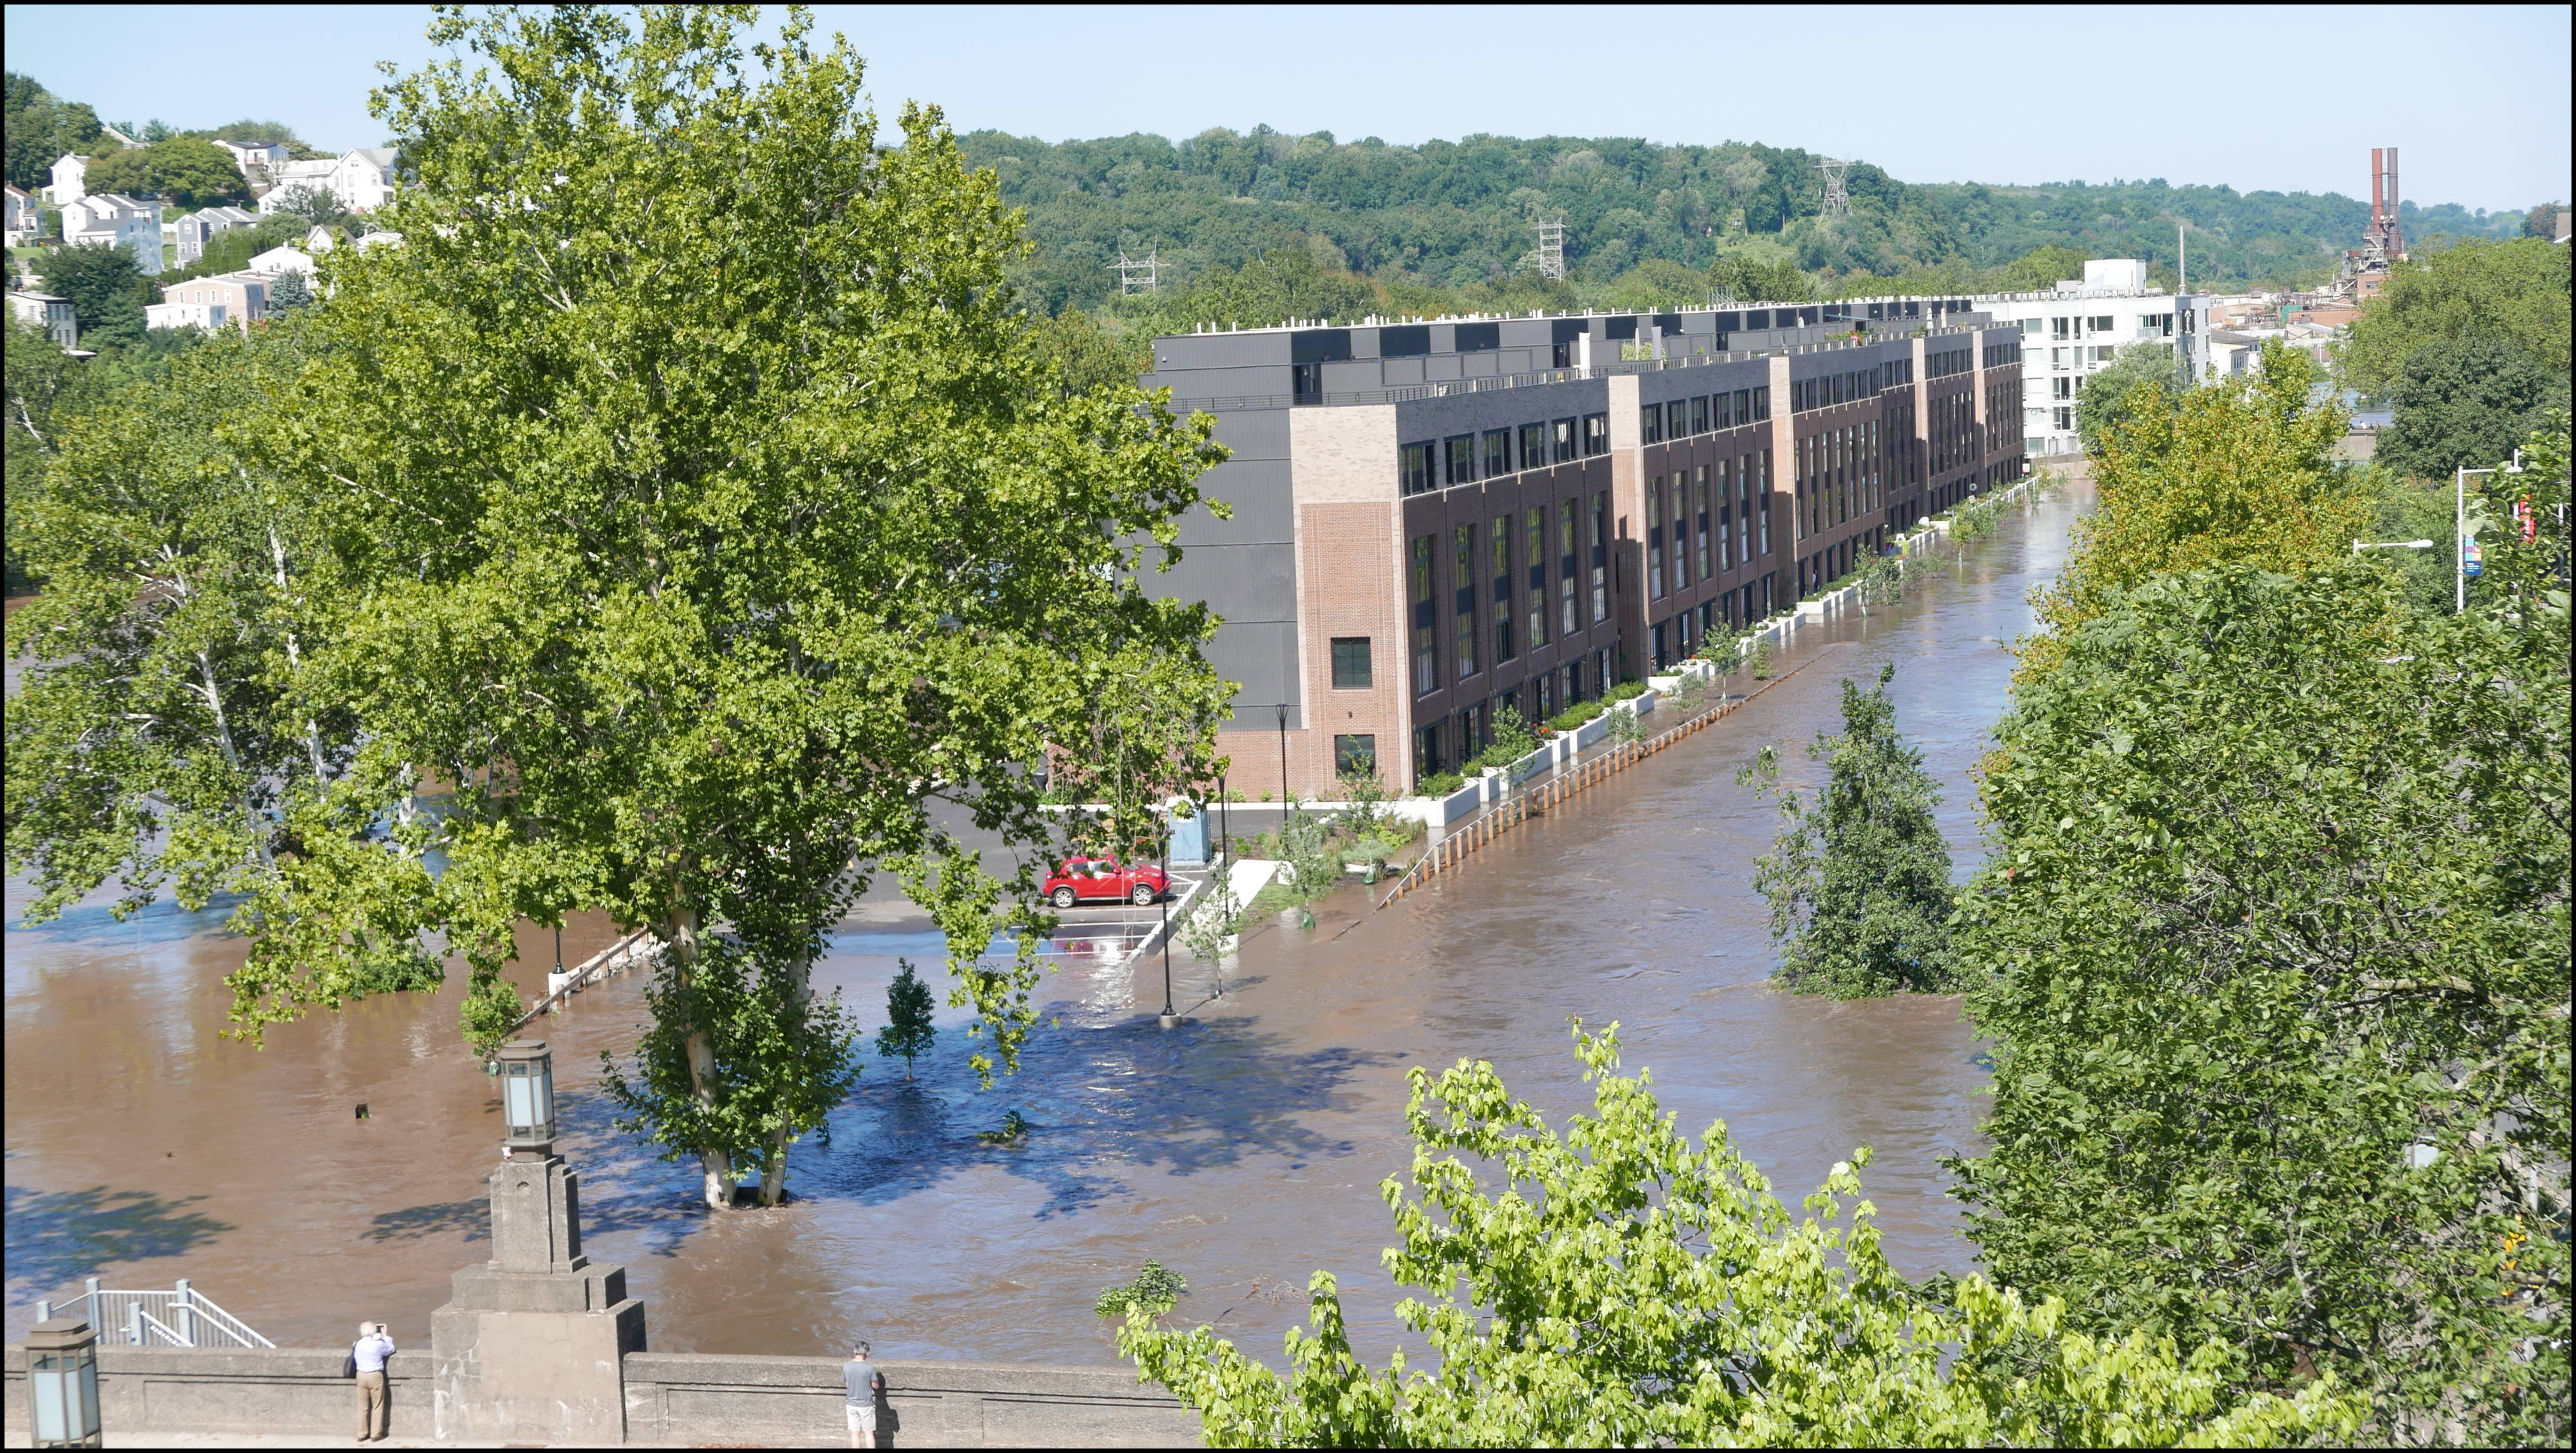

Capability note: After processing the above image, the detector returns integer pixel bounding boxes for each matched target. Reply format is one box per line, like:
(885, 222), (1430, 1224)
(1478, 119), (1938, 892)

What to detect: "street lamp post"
(2351, 538), (2434, 555)
(495, 1039), (557, 1158)
(26, 1319), (100, 1449)
(1274, 703), (1289, 806)
(1157, 831), (1177, 1029)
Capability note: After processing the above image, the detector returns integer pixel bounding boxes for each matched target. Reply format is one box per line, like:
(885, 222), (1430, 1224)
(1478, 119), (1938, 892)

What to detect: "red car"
(1045, 856), (1167, 908)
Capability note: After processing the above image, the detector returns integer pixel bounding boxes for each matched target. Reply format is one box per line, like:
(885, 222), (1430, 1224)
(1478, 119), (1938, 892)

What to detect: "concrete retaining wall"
(3, 1344), (435, 1442)
(2, 1343), (1200, 1448)
(623, 1352), (1200, 1448)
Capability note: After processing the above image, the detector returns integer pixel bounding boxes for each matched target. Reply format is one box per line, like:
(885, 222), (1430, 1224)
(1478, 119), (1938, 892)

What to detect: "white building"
(256, 148), (399, 216)
(1965, 260), (2210, 459)
(147, 271), (269, 333)
(47, 153), (90, 205)
(9, 290), (78, 349)
(214, 138), (289, 176)
(59, 192), (165, 275)
(3, 184), (34, 245)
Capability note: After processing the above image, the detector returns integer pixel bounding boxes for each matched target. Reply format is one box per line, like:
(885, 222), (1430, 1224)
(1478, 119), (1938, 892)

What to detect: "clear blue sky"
(5, 4), (2566, 210)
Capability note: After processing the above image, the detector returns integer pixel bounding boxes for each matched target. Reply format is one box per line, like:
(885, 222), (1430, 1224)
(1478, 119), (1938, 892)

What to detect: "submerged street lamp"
(27, 1318), (101, 1449)
(496, 1039), (556, 1157)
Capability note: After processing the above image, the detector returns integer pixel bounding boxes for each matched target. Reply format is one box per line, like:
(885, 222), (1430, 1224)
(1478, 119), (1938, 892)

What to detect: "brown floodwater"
(5, 479), (2089, 1367)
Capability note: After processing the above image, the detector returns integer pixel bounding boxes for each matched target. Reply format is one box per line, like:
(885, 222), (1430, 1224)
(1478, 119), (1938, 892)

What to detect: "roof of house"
(10, 290), (71, 303)
(347, 147), (399, 168)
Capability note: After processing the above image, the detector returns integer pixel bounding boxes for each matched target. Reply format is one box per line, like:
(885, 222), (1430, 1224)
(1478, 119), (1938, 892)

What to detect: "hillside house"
(59, 193), (165, 275)
(147, 271), (268, 332)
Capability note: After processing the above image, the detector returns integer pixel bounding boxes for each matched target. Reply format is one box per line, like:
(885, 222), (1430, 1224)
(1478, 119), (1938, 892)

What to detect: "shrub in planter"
(1416, 771), (1464, 797)
(1608, 678), (1649, 702)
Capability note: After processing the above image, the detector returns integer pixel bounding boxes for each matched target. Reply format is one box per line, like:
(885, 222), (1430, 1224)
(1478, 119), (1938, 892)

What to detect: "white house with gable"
(59, 192), (165, 275)
(48, 153), (91, 205)
(256, 149), (399, 216)
(214, 139), (289, 177)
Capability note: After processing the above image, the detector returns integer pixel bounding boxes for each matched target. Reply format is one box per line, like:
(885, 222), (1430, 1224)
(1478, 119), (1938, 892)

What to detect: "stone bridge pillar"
(430, 1151), (647, 1442)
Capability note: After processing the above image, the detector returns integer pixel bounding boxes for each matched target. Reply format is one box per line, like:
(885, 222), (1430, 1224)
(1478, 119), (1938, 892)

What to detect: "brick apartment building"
(1137, 301), (2023, 798)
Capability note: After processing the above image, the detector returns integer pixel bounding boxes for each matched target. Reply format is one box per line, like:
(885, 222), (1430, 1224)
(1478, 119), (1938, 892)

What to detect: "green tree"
(2336, 237), (2571, 398)
(5, 71), (108, 193)
(180, 6), (1221, 1210)
(1121, 1026), (2361, 1448)
(5, 314), (106, 593)
(1027, 308), (1148, 397)
(1739, 666), (1955, 997)
(35, 242), (147, 347)
(2073, 340), (2181, 453)
(1988, 243), (2090, 291)
(2, 323), (445, 1027)
(875, 958), (936, 1079)
(1955, 562), (2569, 1445)
(264, 269), (311, 310)
(2037, 341), (2363, 651)
(83, 137), (250, 207)
(2524, 200), (2564, 240)
(265, 184), (341, 228)
(2372, 331), (2567, 481)
(1097, 1261), (1187, 1321)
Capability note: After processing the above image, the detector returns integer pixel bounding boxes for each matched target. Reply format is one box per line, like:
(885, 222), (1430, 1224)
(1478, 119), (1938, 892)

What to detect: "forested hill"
(963, 126), (2524, 313)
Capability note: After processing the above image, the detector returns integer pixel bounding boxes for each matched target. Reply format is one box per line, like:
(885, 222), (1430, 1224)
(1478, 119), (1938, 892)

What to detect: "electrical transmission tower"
(1816, 159), (1850, 219)
(1531, 217), (1566, 281)
(1110, 250), (1162, 295)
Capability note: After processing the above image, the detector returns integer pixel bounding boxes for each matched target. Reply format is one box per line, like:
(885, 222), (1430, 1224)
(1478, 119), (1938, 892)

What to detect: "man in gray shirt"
(843, 1342), (886, 1448)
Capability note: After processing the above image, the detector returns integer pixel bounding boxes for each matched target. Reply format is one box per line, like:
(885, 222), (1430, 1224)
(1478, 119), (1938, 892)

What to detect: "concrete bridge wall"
(3, 1343), (1202, 1448)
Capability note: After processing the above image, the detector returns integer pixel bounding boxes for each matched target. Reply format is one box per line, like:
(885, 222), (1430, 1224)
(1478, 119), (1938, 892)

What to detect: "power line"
(1111, 249), (1162, 295)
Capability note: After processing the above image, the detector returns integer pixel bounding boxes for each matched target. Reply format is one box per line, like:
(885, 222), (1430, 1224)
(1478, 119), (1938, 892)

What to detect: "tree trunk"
(755, 946), (816, 1208)
(665, 903), (735, 1209)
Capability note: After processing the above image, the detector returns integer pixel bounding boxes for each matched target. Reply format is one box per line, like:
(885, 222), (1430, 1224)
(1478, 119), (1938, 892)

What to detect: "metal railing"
(32, 1279), (274, 1348)
(508, 926), (659, 1033)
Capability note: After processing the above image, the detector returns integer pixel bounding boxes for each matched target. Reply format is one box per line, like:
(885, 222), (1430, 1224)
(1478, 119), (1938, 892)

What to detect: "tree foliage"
(1740, 666), (1956, 997)
(2038, 341), (2365, 647)
(4, 71), (108, 193)
(237, 5), (1231, 1207)
(2371, 331), (2568, 482)
(2336, 238), (2571, 399)
(2074, 339), (2181, 453)
(36, 242), (149, 348)
(875, 958), (937, 1078)
(1121, 1027), (2360, 1447)
(1955, 557), (2570, 1445)
(83, 137), (250, 207)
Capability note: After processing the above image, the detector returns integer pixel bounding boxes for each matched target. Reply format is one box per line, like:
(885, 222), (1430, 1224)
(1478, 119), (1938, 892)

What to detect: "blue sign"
(2463, 537), (2483, 579)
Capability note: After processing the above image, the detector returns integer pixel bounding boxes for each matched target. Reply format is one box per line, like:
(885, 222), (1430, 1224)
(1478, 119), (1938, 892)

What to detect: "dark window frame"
(1330, 636), (1374, 690)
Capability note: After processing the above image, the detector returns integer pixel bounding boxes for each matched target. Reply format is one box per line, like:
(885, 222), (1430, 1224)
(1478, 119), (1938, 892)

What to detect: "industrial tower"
(1816, 159), (1851, 218)
(1531, 217), (1567, 281)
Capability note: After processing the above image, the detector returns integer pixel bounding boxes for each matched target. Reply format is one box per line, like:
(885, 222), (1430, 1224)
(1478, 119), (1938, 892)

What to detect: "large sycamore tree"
(11, 5), (1231, 1211)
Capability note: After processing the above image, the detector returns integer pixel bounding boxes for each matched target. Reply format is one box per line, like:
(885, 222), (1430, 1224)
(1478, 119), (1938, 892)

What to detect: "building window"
(1695, 466), (1712, 581)
(1455, 526), (1478, 678)
(1519, 421), (1547, 468)
(1400, 441), (1434, 495)
(2090, 315), (2114, 333)
(1640, 403), (1663, 444)
(1330, 636), (1373, 690)
(1647, 476), (1666, 599)
(1334, 734), (1377, 776)
(1444, 435), (1479, 487)
(2052, 317), (2071, 340)
(1582, 413), (1609, 456)
(2053, 406), (2074, 432)
(1491, 518), (1515, 661)
(1690, 396), (1710, 433)
(1552, 417), (1579, 463)
(1590, 489), (1610, 624)
(1482, 429), (1513, 478)
(1410, 535), (1437, 696)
